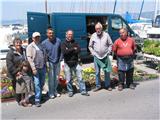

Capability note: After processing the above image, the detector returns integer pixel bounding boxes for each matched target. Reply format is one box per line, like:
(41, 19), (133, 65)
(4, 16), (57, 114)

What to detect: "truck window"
(86, 16), (108, 53)
(155, 15), (160, 27)
(86, 16), (108, 36)
(111, 17), (127, 30)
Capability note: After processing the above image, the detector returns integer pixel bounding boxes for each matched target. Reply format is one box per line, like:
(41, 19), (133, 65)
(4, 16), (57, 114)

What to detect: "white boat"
(130, 22), (152, 39)
(0, 24), (28, 73)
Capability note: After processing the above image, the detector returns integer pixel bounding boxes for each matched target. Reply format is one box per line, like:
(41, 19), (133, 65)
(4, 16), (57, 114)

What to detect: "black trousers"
(118, 68), (134, 87)
(11, 79), (16, 91)
(15, 93), (25, 103)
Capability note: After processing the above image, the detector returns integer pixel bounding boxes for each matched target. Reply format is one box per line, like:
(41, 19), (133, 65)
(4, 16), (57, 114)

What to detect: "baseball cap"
(32, 32), (41, 38)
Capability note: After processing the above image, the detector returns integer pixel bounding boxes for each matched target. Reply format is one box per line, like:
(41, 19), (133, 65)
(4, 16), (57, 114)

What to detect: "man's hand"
(32, 69), (37, 75)
(74, 47), (77, 50)
(16, 72), (23, 80)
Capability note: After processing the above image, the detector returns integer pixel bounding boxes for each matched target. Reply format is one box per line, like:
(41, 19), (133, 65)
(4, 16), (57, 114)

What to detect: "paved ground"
(1, 78), (160, 120)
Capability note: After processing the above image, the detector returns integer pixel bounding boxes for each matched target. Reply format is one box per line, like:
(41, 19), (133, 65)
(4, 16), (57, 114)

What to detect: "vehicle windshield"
(155, 15), (160, 27)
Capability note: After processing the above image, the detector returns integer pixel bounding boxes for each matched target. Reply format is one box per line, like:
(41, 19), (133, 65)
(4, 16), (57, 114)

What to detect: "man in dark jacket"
(61, 30), (89, 97)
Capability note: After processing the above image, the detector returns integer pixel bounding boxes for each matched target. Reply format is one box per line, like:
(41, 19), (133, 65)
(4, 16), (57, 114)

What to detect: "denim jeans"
(48, 62), (60, 97)
(33, 68), (45, 102)
(118, 68), (134, 86)
(64, 63), (86, 93)
(41, 65), (46, 89)
(94, 58), (111, 88)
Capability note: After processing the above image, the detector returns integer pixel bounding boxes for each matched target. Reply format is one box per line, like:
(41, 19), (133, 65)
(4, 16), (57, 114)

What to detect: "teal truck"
(27, 12), (143, 57)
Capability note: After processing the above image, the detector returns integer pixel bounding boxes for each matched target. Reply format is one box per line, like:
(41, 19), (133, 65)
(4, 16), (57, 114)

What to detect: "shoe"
(55, 93), (61, 97)
(18, 101), (23, 106)
(129, 84), (135, 90)
(93, 86), (101, 92)
(27, 103), (32, 107)
(42, 90), (47, 94)
(106, 87), (112, 91)
(19, 100), (28, 107)
(35, 102), (41, 107)
(81, 91), (90, 96)
(49, 95), (56, 99)
(118, 84), (123, 91)
(68, 92), (73, 97)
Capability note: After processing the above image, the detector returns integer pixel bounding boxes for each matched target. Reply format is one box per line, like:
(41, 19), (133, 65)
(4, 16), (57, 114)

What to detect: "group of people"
(6, 22), (136, 107)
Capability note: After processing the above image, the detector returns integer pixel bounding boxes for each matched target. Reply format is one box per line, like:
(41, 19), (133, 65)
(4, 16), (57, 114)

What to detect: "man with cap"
(26, 32), (45, 107)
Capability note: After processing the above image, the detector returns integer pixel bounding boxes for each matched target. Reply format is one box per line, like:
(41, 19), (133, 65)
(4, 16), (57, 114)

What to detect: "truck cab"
(27, 12), (142, 57)
(147, 15), (160, 39)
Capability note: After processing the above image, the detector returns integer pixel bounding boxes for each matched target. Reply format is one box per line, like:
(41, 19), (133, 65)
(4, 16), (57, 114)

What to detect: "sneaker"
(93, 86), (101, 92)
(42, 90), (47, 94)
(27, 103), (33, 107)
(106, 87), (112, 91)
(49, 95), (56, 99)
(35, 102), (41, 107)
(55, 93), (61, 97)
(68, 92), (73, 97)
(19, 100), (28, 107)
(18, 100), (27, 107)
(81, 91), (90, 96)
(118, 84), (123, 91)
(129, 84), (135, 90)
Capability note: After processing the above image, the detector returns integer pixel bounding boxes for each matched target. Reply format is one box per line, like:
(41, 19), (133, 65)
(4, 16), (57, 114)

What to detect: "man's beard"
(96, 31), (102, 37)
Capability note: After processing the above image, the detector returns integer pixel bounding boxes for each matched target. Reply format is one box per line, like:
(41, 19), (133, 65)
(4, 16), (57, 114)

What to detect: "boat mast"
(154, 0), (159, 19)
(113, 0), (117, 14)
(138, 0), (144, 20)
(45, 0), (48, 13)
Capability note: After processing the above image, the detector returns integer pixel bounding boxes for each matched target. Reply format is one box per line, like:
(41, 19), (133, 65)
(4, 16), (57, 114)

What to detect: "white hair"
(95, 22), (103, 29)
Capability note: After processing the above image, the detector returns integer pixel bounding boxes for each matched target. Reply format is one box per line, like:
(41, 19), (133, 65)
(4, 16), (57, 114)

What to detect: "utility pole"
(45, 0), (47, 13)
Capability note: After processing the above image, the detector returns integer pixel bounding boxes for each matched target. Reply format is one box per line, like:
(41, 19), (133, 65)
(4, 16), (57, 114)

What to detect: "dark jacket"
(6, 46), (26, 79)
(61, 39), (81, 67)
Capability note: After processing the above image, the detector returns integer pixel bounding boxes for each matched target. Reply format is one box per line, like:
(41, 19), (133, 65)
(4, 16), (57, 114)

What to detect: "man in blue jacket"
(42, 28), (62, 99)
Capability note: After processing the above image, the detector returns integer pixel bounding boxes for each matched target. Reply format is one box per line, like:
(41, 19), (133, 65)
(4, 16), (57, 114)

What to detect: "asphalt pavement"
(1, 78), (160, 120)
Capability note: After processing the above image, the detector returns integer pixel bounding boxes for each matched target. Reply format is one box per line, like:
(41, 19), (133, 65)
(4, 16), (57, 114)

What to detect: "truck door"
(51, 13), (87, 55)
(27, 12), (50, 42)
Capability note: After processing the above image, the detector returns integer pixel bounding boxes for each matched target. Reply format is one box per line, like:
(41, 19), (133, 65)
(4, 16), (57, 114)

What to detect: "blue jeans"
(48, 62), (60, 97)
(33, 68), (45, 102)
(94, 58), (111, 88)
(64, 63), (86, 93)
(41, 65), (46, 89)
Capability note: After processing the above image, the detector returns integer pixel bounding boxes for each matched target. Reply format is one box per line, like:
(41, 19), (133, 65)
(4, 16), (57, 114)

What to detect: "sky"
(0, 0), (159, 23)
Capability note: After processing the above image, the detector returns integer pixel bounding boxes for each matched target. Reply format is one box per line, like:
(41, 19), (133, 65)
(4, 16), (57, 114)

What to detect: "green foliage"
(143, 40), (160, 56)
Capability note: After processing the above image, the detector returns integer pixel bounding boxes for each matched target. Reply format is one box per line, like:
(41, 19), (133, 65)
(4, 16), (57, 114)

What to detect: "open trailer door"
(27, 12), (50, 42)
(51, 13), (88, 56)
